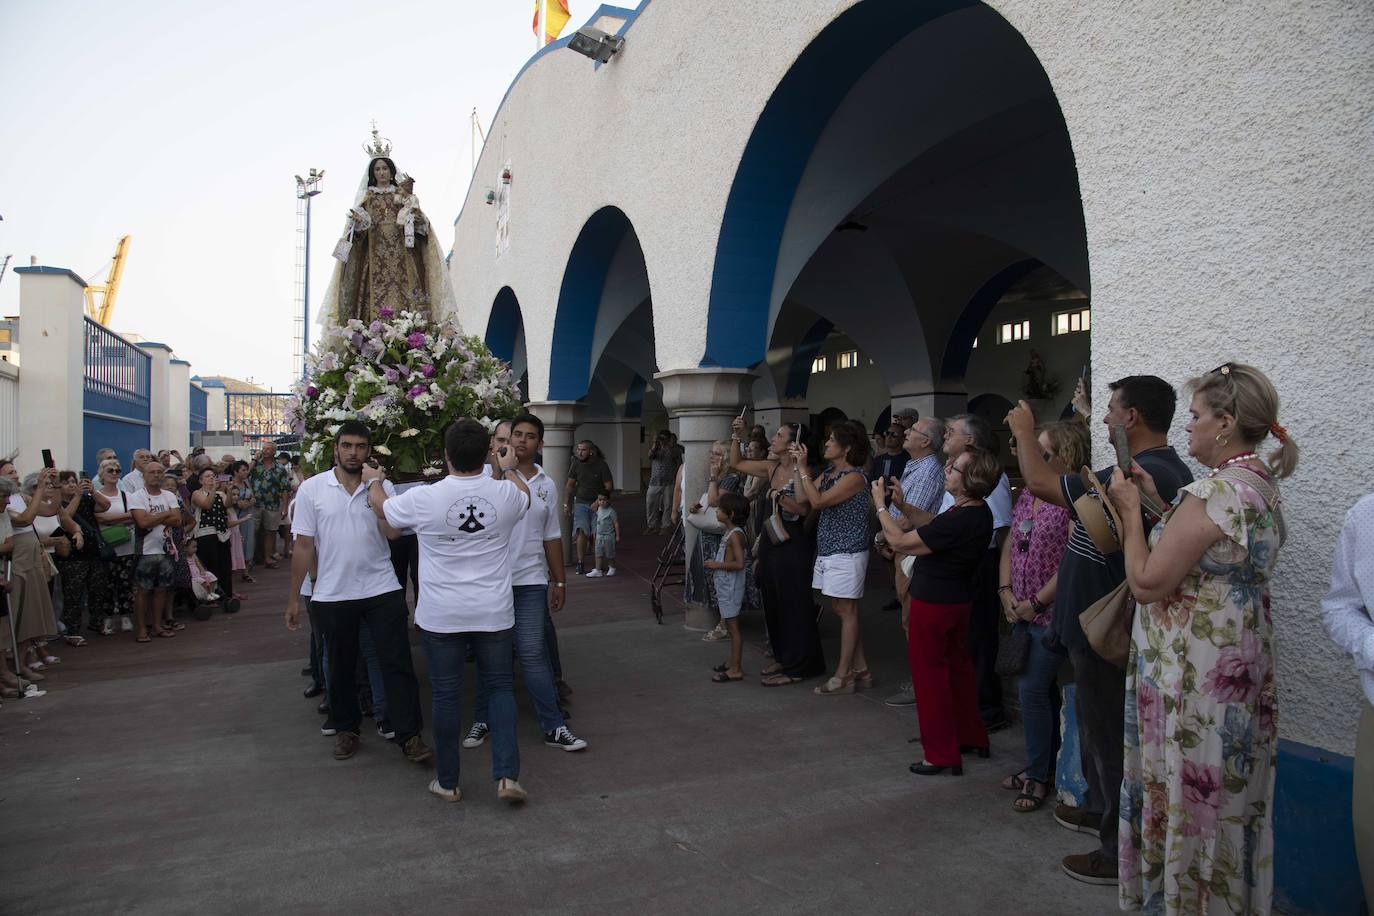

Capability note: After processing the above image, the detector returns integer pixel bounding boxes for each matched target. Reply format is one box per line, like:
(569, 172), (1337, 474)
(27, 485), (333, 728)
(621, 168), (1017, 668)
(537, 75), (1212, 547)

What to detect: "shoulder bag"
(995, 620), (1032, 676)
(101, 493), (132, 548)
(1079, 578), (1134, 669)
(764, 494), (790, 545)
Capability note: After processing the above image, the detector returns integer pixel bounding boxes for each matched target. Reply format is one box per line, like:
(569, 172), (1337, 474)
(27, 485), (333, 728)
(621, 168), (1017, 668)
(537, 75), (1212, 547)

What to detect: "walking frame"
(649, 520), (686, 624)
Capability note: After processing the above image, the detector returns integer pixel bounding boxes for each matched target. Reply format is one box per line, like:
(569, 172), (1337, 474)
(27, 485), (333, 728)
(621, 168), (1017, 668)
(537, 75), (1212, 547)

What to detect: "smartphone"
(1110, 424), (1132, 473)
(1080, 364), (1090, 380)
(41, 449), (55, 469)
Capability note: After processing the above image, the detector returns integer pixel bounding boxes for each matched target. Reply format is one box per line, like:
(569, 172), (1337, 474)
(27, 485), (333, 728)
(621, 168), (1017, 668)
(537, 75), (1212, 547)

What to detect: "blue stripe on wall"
(783, 318), (834, 399)
(624, 374), (646, 419)
(485, 287), (522, 364)
(938, 258), (1040, 380)
(1273, 738), (1364, 915)
(702, 0), (972, 369)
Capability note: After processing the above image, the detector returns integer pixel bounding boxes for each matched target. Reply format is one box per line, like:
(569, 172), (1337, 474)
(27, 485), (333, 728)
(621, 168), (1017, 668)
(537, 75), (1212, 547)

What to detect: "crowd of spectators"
(0, 443), (303, 703)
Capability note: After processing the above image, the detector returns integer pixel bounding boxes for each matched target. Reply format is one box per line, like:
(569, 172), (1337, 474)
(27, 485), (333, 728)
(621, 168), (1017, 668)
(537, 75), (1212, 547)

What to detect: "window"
(811, 355), (827, 374)
(837, 349), (859, 370)
(997, 320), (1031, 344)
(1053, 307), (1091, 335)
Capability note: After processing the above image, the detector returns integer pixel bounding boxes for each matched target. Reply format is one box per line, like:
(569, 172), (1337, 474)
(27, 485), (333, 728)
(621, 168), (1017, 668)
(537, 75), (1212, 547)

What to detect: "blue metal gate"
(189, 382), (207, 434)
(82, 318), (151, 475)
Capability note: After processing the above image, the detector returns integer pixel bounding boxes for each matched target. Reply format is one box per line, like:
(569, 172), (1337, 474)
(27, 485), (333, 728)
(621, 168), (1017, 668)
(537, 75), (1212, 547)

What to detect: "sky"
(0, 0), (607, 391)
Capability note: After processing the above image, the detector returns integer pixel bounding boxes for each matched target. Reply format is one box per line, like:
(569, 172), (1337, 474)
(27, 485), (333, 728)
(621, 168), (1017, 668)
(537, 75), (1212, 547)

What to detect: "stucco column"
(655, 367), (756, 631)
(15, 266), (86, 473)
(527, 400), (586, 564)
(753, 397), (810, 439)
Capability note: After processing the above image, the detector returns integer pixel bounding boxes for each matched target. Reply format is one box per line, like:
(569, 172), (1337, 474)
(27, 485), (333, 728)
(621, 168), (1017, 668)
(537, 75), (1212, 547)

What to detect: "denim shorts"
(573, 502), (594, 536)
(133, 554), (176, 590)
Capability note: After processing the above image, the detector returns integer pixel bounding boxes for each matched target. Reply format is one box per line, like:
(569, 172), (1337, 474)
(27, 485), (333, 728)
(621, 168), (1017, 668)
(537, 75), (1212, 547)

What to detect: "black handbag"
(995, 620), (1033, 677)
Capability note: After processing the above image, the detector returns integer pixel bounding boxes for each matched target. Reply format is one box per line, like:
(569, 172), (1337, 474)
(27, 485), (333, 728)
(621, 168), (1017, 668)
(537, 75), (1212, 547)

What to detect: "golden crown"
(363, 121), (393, 158)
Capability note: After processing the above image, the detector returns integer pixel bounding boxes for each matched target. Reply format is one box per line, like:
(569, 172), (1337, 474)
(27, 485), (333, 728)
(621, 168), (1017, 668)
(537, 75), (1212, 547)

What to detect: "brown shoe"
(1053, 803), (1102, 837)
(333, 732), (360, 760)
(1062, 850), (1118, 885)
(402, 735), (434, 764)
(497, 778), (528, 804)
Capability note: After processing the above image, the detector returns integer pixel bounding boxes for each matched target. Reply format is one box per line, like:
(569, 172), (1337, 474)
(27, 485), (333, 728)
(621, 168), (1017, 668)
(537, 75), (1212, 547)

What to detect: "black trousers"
(1070, 645), (1126, 859)
(195, 534), (233, 605)
(968, 547), (1005, 726)
(389, 534), (419, 603)
(313, 590), (422, 742)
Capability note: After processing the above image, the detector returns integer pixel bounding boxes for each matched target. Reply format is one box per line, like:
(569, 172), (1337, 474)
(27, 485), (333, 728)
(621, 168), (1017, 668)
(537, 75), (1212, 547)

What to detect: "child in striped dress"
(705, 492), (750, 683)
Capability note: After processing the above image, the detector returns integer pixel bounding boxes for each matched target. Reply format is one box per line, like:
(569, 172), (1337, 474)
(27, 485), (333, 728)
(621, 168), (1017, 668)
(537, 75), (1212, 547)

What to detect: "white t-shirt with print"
(510, 465), (562, 587)
(382, 473), (530, 633)
(127, 487), (179, 555)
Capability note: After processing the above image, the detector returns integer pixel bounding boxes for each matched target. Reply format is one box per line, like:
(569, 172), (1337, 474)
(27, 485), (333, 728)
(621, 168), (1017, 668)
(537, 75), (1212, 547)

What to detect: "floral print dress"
(1120, 474), (1283, 915)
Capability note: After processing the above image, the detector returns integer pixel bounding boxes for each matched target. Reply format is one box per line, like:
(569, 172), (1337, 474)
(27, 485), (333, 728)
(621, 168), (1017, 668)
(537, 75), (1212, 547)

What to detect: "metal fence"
(224, 392), (294, 446)
(189, 383), (207, 432)
(0, 363), (18, 459)
(83, 318), (151, 474)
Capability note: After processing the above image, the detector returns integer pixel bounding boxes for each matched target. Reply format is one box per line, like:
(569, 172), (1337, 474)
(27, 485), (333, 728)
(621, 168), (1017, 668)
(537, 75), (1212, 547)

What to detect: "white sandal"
(701, 624), (728, 642)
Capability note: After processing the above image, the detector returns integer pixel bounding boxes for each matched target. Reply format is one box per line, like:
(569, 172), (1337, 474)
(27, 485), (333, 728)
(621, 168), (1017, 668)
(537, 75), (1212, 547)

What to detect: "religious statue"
(321, 125), (456, 326)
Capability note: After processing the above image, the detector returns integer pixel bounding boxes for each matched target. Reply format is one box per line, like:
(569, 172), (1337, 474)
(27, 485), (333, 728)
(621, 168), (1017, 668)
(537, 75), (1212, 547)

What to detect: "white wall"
(166, 361), (191, 452)
(15, 269), (84, 472)
(964, 299), (1090, 420)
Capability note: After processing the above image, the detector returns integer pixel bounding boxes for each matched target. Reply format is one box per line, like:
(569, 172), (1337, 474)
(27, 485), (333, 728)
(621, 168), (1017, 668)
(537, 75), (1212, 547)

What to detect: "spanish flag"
(533, 0), (572, 46)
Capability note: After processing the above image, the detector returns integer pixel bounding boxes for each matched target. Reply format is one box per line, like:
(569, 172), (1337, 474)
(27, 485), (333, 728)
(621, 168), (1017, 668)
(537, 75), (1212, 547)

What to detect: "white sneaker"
(428, 779), (462, 803)
(606, 567), (617, 577)
(585, 569), (603, 578)
(120, 616), (133, 632)
(497, 778), (527, 804)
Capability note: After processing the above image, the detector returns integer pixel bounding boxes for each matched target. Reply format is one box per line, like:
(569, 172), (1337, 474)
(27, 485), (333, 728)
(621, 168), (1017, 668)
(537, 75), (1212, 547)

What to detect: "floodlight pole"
(295, 169), (324, 380)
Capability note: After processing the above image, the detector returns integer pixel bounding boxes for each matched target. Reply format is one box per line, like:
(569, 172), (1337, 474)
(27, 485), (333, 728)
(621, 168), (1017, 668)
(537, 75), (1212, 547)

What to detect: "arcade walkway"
(0, 503), (1114, 915)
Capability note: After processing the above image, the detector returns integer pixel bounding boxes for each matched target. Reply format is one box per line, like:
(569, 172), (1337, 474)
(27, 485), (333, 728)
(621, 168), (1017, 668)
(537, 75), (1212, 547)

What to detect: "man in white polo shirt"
(286, 420), (432, 766)
(463, 413), (587, 754)
(367, 418), (532, 804)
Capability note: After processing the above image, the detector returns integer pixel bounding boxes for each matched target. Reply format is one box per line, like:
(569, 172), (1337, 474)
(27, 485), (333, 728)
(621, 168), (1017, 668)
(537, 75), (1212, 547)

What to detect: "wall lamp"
(567, 26), (625, 63)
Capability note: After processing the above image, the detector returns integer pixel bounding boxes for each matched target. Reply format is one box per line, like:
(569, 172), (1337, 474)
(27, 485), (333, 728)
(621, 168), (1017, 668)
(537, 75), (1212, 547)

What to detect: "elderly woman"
(792, 424), (872, 695)
(54, 471), (112, 644)
(729, 417), (826, 686)
(1108, 363), (1296, 915)
(874, 447), (1002, 776)
(4, 463), (77, 678)
(190, 468), (236, 614)
(95, 458), (136, 634)
(996, 420), (1088, 810)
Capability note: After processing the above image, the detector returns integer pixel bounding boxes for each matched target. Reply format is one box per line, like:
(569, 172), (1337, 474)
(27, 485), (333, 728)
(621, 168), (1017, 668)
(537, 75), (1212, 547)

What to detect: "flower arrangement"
(288, 308), (523, 476)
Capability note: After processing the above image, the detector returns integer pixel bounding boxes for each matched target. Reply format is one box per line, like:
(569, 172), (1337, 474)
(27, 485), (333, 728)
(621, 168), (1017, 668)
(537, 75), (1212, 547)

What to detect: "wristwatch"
(552, 582), (566, 588)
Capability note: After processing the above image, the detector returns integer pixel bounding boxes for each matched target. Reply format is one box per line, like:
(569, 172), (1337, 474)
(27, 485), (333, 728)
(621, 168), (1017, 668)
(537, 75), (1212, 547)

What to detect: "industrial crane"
(84, 235), (130, 326)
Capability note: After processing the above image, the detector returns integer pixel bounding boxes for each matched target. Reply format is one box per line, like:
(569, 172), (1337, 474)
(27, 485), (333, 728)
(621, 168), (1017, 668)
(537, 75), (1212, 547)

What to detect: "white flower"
(422, 464), (443, 477)
(327, 424), (341, 436)
(373, 444), (392, 456)
(399, 428), (419, 438)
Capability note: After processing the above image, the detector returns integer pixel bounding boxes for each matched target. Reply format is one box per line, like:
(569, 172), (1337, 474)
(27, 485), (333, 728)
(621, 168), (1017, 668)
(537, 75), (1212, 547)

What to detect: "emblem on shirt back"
(537, 485), (549, 502)
(447, 497), (497, 534)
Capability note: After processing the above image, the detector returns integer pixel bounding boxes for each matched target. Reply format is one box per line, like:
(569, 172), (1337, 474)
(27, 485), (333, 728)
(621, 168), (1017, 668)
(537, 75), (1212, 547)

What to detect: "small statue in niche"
(1022, 349), (1060, 400)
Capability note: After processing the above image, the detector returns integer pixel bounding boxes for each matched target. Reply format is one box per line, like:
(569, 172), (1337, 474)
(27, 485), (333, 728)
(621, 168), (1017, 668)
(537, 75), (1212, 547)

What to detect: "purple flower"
(421, 364), (436, 378)
(379, 307), (395, 319)
(1203, 631), (1270, 705)
(305, 385), (319, 398)
(1137, 677), (1167, 747)
(406, 331), (426, 349)
(350, 332), (364, 351)
(408, 384), (428, 398)
(383, 367), (400, 383)
(1179, 760), (1225, 837)
(368, 320), (382, 335)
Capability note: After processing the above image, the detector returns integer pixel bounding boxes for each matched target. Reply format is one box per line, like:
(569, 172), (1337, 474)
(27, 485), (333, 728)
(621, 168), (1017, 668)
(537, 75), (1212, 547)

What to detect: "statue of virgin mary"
(320, 128), (457, 327)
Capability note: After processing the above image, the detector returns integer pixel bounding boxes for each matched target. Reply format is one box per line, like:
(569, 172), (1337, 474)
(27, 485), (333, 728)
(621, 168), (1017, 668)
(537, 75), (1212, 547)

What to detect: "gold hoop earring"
(1215, 433), (1230, 447)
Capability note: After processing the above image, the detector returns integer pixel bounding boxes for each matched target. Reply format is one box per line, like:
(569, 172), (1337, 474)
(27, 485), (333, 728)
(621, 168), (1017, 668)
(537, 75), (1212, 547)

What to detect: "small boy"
(586, 493), (620, 578)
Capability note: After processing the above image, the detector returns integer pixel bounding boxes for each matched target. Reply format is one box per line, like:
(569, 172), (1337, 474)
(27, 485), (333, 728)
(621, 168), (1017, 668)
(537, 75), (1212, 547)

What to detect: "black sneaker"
(576, 561), (586, 575)
(321, 721), (338, 737)
(377, 721), (396, 740)
(543, 725), (588, 751)
(462, 722), (489, 748)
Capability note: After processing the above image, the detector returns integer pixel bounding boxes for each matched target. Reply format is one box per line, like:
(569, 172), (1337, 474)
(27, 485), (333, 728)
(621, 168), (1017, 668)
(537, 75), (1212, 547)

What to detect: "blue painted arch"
(702, 0), (973, 368)
(783, 317), (834, 399)
(938, 258), (1041, 381)
(485, 286), (523, 364)
(548, 206), (640, 401)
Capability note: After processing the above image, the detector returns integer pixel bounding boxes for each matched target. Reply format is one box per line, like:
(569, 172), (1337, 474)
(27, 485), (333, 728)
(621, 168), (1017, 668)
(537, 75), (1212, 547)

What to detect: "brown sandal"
(1013, 778), (1050, 812)
(761, 673), (803, 687)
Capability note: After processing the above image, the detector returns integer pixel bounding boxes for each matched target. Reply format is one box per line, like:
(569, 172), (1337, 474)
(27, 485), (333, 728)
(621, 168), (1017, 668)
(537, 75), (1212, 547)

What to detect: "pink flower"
(421, 364), (436, 378)
(408, 384), (428, 398)
(1137, 678), (1167, 747)
(379, 307), (395, 319)
(1180, 760), (1226, 837)
(1257, 689), (1278, 737)
(406, 331), (426, 349)
(1203, 630), (1270, 705)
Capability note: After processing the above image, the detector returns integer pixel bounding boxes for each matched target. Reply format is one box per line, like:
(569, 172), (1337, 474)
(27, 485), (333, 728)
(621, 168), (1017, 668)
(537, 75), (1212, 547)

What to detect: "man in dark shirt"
(563, 440), (613, 575)
(869, 426), (910, 487)
(1007, 375), (1193, 888)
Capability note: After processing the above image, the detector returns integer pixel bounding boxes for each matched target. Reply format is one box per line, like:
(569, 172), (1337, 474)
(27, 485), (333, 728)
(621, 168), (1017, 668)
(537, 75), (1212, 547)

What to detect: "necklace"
(1212, 452), (1259, 475)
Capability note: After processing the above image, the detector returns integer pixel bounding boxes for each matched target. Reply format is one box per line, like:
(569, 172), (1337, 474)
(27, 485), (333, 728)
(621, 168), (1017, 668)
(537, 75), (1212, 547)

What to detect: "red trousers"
(908, 597), (989, 766)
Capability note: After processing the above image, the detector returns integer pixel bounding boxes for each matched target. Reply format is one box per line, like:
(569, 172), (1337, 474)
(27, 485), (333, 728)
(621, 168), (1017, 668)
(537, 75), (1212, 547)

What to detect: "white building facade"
(448, 2), (1374, 910)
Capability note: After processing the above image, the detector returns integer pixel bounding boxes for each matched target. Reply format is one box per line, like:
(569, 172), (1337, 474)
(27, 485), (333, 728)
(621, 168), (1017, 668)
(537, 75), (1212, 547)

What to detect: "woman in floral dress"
(1108, 363), (1297, 915)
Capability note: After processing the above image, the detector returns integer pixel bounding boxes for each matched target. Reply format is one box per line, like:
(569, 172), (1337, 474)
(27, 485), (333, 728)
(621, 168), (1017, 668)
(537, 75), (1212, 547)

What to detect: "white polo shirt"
(382, 473), (529, 633)
(118, 468), (145, 495)
(291, 468), (399, 603)
(510, 465), (562, 587)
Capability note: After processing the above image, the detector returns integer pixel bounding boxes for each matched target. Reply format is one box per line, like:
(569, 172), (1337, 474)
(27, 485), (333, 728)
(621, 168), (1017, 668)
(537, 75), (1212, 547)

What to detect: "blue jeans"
(359, 619), (387, 726)
(544, 605), (563, 681)
(1018, 623), (1063, 783)
(422, 627), (519, 791)
(474, 585), (565, 732)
